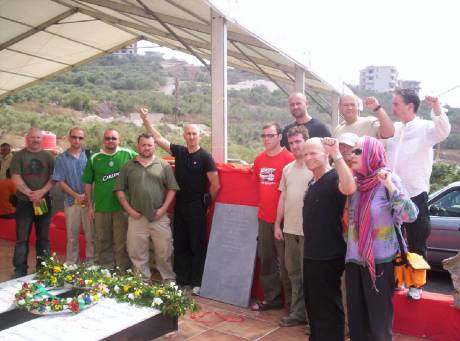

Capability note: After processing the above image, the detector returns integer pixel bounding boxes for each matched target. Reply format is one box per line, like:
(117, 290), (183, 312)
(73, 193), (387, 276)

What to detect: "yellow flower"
(123, 285), (130, 293)
(53, 266), (61, 273)
(134, 289), (142, 297)
(65, 275), (73, 282)
(155, 289), (164, 296)
(51, 277), (57, 285)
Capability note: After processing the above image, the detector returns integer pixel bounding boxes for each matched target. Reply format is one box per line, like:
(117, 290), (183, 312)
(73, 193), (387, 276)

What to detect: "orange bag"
(394, 252), (431, 288)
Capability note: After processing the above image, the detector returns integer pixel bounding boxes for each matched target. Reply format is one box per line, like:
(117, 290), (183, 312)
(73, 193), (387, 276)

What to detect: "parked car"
(426, 181), (460, 268)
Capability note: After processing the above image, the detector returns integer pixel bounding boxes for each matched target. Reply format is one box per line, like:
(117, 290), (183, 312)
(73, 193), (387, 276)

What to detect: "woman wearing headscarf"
(346, 136), (418, 341)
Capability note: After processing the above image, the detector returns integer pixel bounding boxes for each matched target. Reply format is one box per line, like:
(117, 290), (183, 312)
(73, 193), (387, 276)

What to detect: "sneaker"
(407, 287), (422, 300)
(192, 286), (200, 296)
(279, 315), (306, 327)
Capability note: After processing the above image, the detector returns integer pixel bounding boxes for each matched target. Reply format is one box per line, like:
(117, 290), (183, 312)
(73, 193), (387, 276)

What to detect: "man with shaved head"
(10, 128), (55, 278)
(82, 128), (136, 271)
(302, 137), (356, 341)
(140, 108), (220, 295)
(281, 92), (331, 150)
(333, 94), (394, 139)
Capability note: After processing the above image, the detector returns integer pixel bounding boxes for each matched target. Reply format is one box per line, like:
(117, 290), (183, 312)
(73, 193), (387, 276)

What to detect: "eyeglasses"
(260, 133), (279, 139)
(351, 148), (363, 156)
(104, 137), (118, 141)
(70, 136), (84, 140)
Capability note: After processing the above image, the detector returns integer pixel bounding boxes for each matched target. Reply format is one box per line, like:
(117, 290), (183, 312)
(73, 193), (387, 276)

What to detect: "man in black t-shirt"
(140, 109), (220, 295)
(281, 93), (331, 150)
(302, 137), (356, 341)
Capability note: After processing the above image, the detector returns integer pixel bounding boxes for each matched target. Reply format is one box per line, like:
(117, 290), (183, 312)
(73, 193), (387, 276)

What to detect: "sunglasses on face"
(352, 148), (363, 156)
(70, 136), (84, 140)
(104, 137), (118, 141)
(260, 133), (278, 139)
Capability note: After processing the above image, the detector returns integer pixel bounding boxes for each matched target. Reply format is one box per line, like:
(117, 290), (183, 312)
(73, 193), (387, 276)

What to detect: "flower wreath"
(15, 282), (104, 314)
(14, 254), (198, 317)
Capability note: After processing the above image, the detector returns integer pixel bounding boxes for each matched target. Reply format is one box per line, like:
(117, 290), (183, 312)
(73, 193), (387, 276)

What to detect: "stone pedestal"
(442, 251), (460, 309)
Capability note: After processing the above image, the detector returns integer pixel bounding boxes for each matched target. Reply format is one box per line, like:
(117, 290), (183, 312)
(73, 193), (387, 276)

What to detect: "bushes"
(430, 162), (460, 192)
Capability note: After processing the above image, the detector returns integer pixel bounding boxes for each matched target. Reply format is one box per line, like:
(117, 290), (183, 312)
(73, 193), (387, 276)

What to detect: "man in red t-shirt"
(252, 122), (295, 311)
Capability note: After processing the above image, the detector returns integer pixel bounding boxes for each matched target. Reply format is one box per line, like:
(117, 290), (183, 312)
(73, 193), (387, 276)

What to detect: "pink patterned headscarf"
(353, 136), (387, 287)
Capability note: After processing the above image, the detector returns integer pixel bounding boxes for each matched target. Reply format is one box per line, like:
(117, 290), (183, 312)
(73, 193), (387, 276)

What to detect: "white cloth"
(385, 112), (451, 197)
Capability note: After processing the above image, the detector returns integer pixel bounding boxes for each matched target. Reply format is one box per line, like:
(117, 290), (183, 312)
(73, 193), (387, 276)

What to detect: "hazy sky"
(144, 0), (460, 107)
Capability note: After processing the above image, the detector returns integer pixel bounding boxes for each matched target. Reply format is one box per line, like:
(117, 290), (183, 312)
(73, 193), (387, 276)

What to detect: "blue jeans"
(13, 198), (51, 276)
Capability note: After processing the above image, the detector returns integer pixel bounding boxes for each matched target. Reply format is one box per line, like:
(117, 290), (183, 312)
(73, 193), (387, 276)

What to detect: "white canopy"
(0, 0), (340, 104)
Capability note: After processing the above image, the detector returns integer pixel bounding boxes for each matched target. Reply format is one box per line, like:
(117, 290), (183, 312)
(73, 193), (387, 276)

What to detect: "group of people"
(251, 90), (450, 341)
(0, 87), (451, 341)
(7, 114), (220, 297)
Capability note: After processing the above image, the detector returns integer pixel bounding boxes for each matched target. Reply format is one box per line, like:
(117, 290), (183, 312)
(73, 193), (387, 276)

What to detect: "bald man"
(140, 109), (220, 295)
(82, 129), (136, 271)
(302, 137), (356, 341)
(333, 94), (394, 139)
(281, 92), (331, 150)
(10, 128), (55, 278)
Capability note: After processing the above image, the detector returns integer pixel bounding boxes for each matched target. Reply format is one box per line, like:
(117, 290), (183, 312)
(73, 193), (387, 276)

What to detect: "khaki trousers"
(94, 211), (131, 271)
(257, 219), (291, 306)
(64, 205), (95, 264)
(284, 233), (307, 321)
(127, 215), (175, 281)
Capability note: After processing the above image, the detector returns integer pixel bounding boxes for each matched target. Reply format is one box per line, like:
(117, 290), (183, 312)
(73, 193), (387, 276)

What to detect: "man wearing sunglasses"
(251, 122), (294, 311)
(53, 128), (95, 265)
(333, 94), (394, 139)
(82, 129), (137, 271)
(385, 89), (451, 300)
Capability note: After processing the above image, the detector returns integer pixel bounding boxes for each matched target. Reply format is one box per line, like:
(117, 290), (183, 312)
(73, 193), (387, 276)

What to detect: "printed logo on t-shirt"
(259, 167), (276, 184)
(102, 171), (120, 182)
(24, 159), (44, 178)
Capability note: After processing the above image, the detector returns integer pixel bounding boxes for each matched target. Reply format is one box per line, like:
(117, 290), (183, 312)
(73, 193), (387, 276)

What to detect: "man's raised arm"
(138, 108), (172, 154)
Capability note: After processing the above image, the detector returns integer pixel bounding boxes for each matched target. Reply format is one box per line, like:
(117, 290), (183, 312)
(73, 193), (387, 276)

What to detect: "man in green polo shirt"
(114, 133), (179, 282)
(82, 129), (136, 271)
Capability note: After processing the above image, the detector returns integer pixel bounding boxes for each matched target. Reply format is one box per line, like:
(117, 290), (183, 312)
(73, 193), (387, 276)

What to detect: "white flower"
(174, 285), (178, 291)
(101, 269), (111, 278)
(152, 297), (163, 306)
(45, 306), (51, 312)
(26, 293), (33, 298)
(66, 298), (72, 303)
(127, 293), (135, 300)
(169, 281), (176, 287)
(17, 299), (25, 306)
(114, 285), (120, 293)
(177, 290), (182, 297)
(41, 262), (46, 266)
(126, 269), (133, 274)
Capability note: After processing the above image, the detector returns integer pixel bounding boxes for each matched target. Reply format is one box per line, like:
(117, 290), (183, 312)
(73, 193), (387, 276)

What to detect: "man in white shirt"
(333, 94), (394, 139)
(385, 89), (451, 300)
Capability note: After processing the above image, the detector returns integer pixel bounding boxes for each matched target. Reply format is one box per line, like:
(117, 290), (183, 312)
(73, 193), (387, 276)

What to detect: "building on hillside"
(359, 66), (421, 94)
(360, 66), (398, 92)
(113, 42), (138, 57)
(398, 80), (421, 94)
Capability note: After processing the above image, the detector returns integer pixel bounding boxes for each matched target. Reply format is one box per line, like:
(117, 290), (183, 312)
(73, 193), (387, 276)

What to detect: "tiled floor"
(0, 239), (430, 340)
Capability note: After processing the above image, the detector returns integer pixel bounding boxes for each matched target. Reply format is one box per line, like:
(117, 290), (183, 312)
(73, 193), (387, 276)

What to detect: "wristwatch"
(332, 154), (344, 162)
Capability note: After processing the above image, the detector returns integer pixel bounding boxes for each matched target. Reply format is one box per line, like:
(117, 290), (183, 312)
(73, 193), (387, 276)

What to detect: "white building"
(398, 80), (421, 94)
(360, 66), (398, 92)
(113, 42), (138, 56)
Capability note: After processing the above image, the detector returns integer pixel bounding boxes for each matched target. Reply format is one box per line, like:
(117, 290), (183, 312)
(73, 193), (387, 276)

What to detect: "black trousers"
(402, 192), (431, 259)
(346, 262), (394, 341)
(303, 257), (344, 341)
(13, 198), (51, 276)
(173, 199), (207, 287)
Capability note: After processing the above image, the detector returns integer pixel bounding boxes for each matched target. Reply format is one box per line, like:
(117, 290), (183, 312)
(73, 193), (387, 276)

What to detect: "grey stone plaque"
(200, 203), (259, 307)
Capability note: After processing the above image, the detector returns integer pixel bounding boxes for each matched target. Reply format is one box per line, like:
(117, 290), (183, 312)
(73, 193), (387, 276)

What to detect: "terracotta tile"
(176, 319), (209, 339)
(185, 306), (243, 328)
(213, 315), (278, 340)
(260, 325), (308, 341)
(393, 333), (432, 341)
(188, 330), (246, 341)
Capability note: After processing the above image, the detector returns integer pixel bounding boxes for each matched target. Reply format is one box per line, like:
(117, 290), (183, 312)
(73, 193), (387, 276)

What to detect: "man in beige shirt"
(333, 95), (394, 139)
(274, 125), (313, 329)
